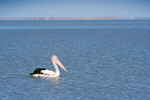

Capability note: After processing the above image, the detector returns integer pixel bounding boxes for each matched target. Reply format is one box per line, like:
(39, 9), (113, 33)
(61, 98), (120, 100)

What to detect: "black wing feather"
(29, 68), (46, 75)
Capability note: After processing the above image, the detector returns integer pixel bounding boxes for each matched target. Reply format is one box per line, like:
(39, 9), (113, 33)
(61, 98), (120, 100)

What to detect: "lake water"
(0, 20), (150, 100)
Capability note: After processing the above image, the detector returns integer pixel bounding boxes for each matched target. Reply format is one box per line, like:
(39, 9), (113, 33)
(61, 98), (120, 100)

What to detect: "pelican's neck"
(52, 59), (60, 76)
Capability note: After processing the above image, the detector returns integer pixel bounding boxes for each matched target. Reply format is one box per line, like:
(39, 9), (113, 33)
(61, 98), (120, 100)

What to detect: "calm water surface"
(0, 20), (150, 100)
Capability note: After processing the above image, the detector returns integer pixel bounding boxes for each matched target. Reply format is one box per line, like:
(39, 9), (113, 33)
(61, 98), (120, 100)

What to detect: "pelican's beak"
(55, 58), (68, 72)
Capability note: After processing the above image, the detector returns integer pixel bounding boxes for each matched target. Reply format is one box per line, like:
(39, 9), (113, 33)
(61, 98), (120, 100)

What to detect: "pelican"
(29, 55), (68, 77)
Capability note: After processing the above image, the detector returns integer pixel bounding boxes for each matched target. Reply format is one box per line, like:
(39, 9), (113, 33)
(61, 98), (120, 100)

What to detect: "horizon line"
(0, 17), (150, 20)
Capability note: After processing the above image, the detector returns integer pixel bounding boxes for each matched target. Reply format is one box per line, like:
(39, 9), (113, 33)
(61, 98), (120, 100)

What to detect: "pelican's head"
(52, 55), (68, 72)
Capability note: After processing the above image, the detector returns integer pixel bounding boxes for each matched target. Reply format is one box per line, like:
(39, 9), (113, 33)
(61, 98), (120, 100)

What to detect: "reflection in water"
(50, 77), (66, 100)
(46, 77), (66, 86)
(33, 76), (67, 88)
(39, 77), (67, 100)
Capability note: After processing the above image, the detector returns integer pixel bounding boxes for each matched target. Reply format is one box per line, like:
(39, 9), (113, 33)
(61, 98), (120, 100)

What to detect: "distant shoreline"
(0, 17), (150, 20)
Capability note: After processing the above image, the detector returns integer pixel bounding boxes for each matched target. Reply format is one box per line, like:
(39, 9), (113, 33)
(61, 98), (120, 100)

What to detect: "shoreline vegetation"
(0, 17), (150, 20)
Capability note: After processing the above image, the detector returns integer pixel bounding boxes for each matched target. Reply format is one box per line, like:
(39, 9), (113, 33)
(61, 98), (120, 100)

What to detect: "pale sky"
(0, 0), (150, 18)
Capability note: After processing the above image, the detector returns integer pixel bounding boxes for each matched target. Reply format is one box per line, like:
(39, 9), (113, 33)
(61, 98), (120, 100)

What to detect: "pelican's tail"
(29, 73), (34, 75)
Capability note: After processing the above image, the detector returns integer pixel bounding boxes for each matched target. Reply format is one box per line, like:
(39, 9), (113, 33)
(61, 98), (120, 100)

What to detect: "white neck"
(52, 59), (60, 76)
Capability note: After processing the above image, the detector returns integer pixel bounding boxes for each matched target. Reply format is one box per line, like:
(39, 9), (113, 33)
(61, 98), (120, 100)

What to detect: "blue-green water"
(0, 20), (150, 100)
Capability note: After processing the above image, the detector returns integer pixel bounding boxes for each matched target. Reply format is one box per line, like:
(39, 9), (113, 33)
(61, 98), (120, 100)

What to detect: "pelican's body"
(29, 55), (68, 77)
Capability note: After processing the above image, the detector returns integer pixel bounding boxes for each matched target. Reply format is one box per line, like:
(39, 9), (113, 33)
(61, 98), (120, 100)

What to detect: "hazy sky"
(0, 0), (150, 18)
